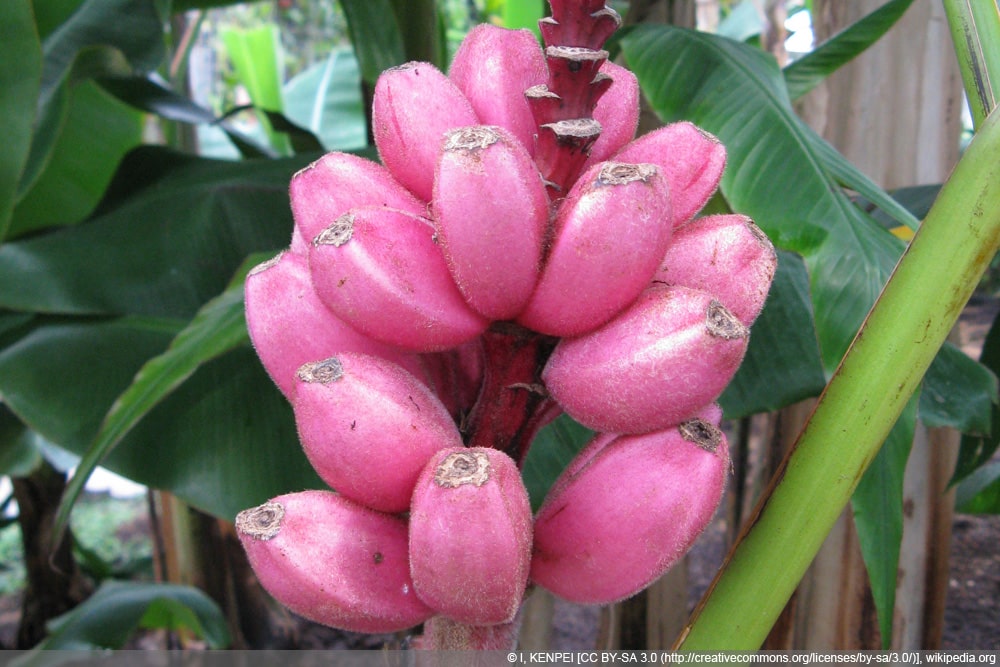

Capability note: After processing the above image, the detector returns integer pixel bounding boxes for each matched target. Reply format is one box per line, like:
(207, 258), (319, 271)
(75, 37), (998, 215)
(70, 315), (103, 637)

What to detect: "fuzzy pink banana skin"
(584, 61), (640, 168)
(613, 121), (726, 227)
(655, 214), (777, 326)
(288, 152), (425, 255)
(530, 420), (729, 604)
(244, 251), (422, 400)
(518, 162), (672, 337)
(235, 490), (433, 633)
(409, 448), (533, 625)
(293, 353), (462, 514)
(542, 285), (748, 434)
(449, 25), (548, 156)
(433, 126), (549, 320)
(373, 62), (479, 201)
(308, 206), (488, 352)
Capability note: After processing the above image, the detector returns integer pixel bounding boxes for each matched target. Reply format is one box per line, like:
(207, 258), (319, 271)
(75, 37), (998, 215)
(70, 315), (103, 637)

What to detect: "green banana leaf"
(0, 0), (42, 240)
(13, 580), (229, 661)
(284, 47), (368, 151)
(783, 0), (917, 101)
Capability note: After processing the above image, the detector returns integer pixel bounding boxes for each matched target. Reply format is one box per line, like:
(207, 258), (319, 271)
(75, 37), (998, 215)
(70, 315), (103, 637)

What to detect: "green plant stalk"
(675, 105), (1000, 650)
(944, 0), (1000, 129)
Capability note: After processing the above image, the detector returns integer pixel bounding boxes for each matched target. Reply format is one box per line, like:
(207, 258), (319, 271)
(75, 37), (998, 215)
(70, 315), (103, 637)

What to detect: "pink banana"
(518, 161), (672, 337)
(433, 125), (549, 320)
(613, 121), (727, 227)
(409, 448), (533, 625)
(235, 490), (433, 633)
(308, 206), (488, 352)
(542, 285), (749, 434)
(293, 353), (462, 514)
(449, 24), (548, 156)
(655, 214), (777, 325)
(288, 151), (425, 255)
(531, 417), (729, 604)
(373, 62), (479, 201)
(244, 251), (420, 399)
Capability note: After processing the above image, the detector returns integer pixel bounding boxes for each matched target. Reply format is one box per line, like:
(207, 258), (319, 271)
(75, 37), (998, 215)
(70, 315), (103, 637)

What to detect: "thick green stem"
(943, 0), (1000, 129)
(675, 105), (1000, 650)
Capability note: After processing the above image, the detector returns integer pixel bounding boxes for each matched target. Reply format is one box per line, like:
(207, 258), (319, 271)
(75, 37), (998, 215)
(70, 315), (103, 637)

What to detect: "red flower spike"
(534, 118), (602, 193)
(544, 47), (609, 118)
(449, 25), (548, 156)
(235, 491), (433, 634)
(540, 1), (622, 50)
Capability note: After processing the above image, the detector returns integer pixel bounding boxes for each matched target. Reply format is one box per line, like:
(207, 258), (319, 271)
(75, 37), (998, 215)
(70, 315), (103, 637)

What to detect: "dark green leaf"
(522, 414), (594, 512)
(955, 461), (1000, 514)
(720, 250), (827, 418)
(621, 25), (905, 371)
(391, 0), (447, 69)
(783, 0), (917, 101)
(955, 306), (1000, 484)
(0, 0), (43, 240)
(261, 110), (326, 154)
(0, 406), (43, 477)
(919, 342), (997, 434)
(341, 0), (406, 84)
(851, 391), (918, 650)
(19, 580), (229, 656)
(53, 262), (260, 541)
(0, 146), (310, 318)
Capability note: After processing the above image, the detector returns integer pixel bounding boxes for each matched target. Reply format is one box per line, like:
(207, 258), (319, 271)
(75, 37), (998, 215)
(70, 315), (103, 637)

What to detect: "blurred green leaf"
(783, 0), (916, 101)
(955, 307), (1000, 484)
(522, 414), (594, 512)
(0, 0), (43, 240)
(9, 81), (143, 239)
(21, 0), (165, 198)
(720, 250), (827, 419)
(284, 47), (368, 151)
(920, 342), (997, 435)
(717, 1), (763, 43)
(221, 25), (290, 155)
(16, 580), (229, 658)
(341, 0), (406, 84)
(955, 461), (1000, 514)
(851, 393), (918, 649)
(501, 0), (544, 36)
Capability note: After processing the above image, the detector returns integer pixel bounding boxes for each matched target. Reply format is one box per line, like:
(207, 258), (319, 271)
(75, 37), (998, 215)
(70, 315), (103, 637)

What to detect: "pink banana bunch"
(236, 0), (776, 648)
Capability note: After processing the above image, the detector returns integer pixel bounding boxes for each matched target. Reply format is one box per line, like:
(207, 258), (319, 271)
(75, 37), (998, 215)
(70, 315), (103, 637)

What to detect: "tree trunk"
(771, 0), (963, 649)
(11, 461), (92, 648)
